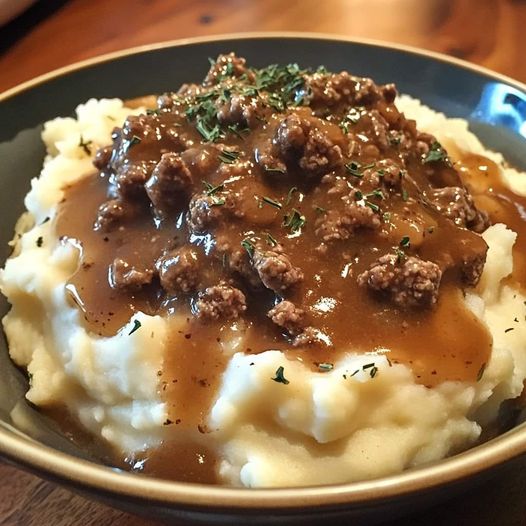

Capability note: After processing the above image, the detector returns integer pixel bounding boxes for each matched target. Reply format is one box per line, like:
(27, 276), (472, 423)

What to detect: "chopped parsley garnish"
(369, 366), (379, 378)
(262, 196), (282, 209)
(195, 118), (224, 142)
(266, 233), (278, 247)
(315, 205), (326, 214)
(264, 167), (286, 174)
(286, 186), (298, 204)
(283, 208), (306, 233)
(271, 366), (290, 385)
(128, 319), (142, 335)
(218, 150), (240, 164)
(318, 363), (334, 372)
(129, 135), (142, 147)
(210, 197), (225, 206)
(477, 363), (486, 381)
(340, 108), (361, 133)
(505, 327), (514, 333)
(362, 363), (375, 370)
(241, 238), (255, 258)
(395, 248), (406, 263)
(365, 201), (380, 212)
(389, 133), (401, 146)
(400, 236), (411, 248)
(354, 190), (364, 201)
(401, 188), (409, 202)
(203, 181), (224, 195)
(345, 161), (375, 178)
(228, 124), (249, 138)
(78, 135), (92, 155)
(185, 61), (314, 143)
(423, 141), (448, 164)
(36, 236), (43, 248)
(366, 189), (385, 200)
(383, 212), (392, 223)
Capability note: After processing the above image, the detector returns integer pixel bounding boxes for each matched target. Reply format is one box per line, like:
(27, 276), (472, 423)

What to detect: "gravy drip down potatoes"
(2, 54), (526, 487)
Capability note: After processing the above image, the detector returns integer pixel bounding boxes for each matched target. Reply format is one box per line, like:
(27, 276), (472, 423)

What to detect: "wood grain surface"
(2, 0), (526, 524)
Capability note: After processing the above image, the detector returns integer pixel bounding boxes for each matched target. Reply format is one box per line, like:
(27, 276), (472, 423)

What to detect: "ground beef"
(461, 251), (487, 287)
(362, 158), (404, 189)
(255, 142), (288, 175)
(182, 147), (221, 178)
(109, 258), (154, 290)
(366, 110), (390, 150)
(145, 153), (193, 214)
(305, 72), (391, 112)
(157, 247), (200, 294)
(216, 240), (261, 288)
(120, 114), (155, 142)
(194, 283), (247, 320)
(268, 300), (306, 335)
(187, 192), (243, 234)
(428, 187), (490, 233)
(157, 92), (178, 110)
(357, 254), (442, 308)
(414, 132), (437, 157)
(113, 160), (154, 199)
(315, 189), (382, 243)
(94, 198), (136, 232)
(203, 53), (255, 86)
(216, 94), (264, 128)
(92, 146), (112, 171)
(252, 247), (304, 292)
(292, 326), (320, 347)
(273, 114), (343, 178)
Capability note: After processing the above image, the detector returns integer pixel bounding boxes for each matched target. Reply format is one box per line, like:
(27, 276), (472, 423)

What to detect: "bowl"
(1, 33), (526, 525)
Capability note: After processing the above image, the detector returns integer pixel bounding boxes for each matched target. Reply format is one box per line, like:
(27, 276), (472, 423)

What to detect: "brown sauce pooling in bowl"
(454, 151), (526, 286)
(52, 54), (526, 484)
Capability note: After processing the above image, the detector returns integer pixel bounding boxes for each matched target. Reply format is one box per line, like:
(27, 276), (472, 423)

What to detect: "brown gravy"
(50, 55), (526, 484)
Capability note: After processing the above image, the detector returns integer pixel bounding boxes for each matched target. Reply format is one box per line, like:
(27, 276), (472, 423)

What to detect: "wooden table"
(2, 0), (526, 524)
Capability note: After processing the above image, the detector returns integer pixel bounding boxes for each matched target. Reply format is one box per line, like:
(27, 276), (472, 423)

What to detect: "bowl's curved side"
(0, 33), (526, 523)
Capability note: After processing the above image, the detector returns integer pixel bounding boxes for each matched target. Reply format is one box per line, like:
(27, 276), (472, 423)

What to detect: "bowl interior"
(1, 34), (526, 510)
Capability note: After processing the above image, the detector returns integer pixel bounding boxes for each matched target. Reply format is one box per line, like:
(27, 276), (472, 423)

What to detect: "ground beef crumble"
(195, 283), (247, 320)
(84, 52), (493, 350)
(357, 254), (442, 308)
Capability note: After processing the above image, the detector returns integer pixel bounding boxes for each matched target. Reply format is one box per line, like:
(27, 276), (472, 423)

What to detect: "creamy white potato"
(1, 97), (525, 487)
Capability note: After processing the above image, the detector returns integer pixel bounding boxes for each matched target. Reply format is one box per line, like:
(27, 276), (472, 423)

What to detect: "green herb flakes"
(128, 319), (142, 335)
(266, 233), (278, 247)
(129, 135), (142, 147)
(203, 181), (224, 196)
(262, 196), (282, 209)
(423, 141), (448, 164)
(78, 135), (92, 155)
(271, 366), (290, 385)
(218, 150), (240, 164)
(241, 238), (255, 258)
(400, 236), (411, 248)
(283, 209), (306, 233)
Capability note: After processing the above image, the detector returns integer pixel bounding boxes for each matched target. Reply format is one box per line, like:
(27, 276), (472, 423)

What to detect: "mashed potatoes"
(1, 95), (526, 487)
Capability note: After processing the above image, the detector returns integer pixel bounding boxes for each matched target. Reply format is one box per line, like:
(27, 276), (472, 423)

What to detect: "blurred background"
(1, 0), (526, 94)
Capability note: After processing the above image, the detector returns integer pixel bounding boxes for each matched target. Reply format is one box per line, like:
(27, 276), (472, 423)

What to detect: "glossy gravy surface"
(52, 56), (526, 483)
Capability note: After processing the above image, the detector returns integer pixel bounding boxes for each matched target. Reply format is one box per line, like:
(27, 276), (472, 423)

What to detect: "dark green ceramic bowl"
(1, 34), (526, 525)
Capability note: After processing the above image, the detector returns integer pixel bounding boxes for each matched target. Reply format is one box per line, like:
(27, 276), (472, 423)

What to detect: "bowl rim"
(1, 31), (526, 511)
